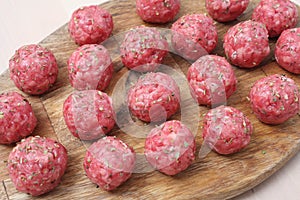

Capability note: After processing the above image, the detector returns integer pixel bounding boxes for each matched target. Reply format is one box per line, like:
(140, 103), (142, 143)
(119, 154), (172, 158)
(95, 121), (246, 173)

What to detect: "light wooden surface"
(1, 0), (300, 199)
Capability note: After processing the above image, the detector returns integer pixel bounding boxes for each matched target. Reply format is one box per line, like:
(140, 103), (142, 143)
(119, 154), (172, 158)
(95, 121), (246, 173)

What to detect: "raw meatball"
(120, 26), (168, 72)
(205, 0), (250, 22)
(171, 14), (217, 60)
(202, 105), (253, 155)
(223, 20), (270, 68)
(0, 92), (37, 144)
(68, 5), (113, 45)
(7, 136), (68, 196)
(63, 90), (115, 140)
(187, 55), (237, 106)
(68, 44), (113, 91)
(127, 72), (180, 122)
(83, 136), (136, 191)
(9, 44), (58, 95)
(144, 120), (196, 175)
(136, 0), (180, 23)
(252, 0), (298, 38)
(250, 74), (300, 125)
(275, 28), (300, 74)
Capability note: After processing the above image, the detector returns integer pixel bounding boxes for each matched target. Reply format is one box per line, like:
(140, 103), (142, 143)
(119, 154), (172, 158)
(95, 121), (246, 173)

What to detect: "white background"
(1, 0), (300, 199)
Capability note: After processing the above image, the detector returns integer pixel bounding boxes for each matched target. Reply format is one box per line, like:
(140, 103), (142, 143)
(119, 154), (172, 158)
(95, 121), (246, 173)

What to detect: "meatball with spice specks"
(202, 105), (253, 155)
(7, 136), (68, 196)
(252, 0), (298, 38)
(187, 55), (237, 106)
(136, 0), (180, 23)
(63, 90), (115, 140)
(250, 74), (300, 125)
(275, 28), (300, 74)
(83, 136), (136, 191)
(223, 20), (270, 68)
(205, 0), (250, 22)
(67, 44), (113, 91)
(9, 44), (58, 95)
(120, 26), (168, 72)
(0, 92), (37, 144)
(68, 5), (113, 45)
(144, 120), (196, 175)
(171, 14), (217, 60)
(127, 72), (180, 122)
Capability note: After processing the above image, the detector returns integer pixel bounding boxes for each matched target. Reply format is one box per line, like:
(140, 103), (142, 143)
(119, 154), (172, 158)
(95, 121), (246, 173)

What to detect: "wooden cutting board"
(1, 0), (300, 199)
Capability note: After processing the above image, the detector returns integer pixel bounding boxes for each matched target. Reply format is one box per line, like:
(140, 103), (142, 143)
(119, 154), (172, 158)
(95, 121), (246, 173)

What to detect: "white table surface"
(1, 0), (300, 199)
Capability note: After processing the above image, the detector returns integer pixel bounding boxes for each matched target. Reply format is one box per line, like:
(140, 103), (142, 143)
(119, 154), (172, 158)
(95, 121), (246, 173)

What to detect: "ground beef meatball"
(83, 136), (136, 190)
(9, 44), (58, 95)
(275, 28), (300, 74)
(202, 105), (253, 155)
(187, 55), (237, 106)
(136, 0), (180, 23)
(252, 0), (298, 38)
(144, 120), (196, 175)
(0, 91), (37, 144)
(249, 74), (300, 125)
(68, 5), (113, 45)
(7, 136), (68, 196)
(63, 90), (115, 140)
(67, 44), (113, 91)
(120, 26), (168, 72)
(205, 0), (250, 22)
(223, 20), (270, 68)
(127, 72), (180, 122)
(171, 14), (217, 60)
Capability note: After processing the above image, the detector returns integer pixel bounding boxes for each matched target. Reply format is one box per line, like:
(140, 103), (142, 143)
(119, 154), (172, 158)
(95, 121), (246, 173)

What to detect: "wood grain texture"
(1, 0), (300, 199)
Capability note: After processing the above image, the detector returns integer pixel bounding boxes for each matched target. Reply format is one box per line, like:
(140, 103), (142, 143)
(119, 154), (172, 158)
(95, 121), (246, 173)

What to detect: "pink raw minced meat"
(252, 0), (298, 38)
(68, 44), (113, 91)
(7, 136), (68, 196)
(144, 120), (196, 175)
(202, 105), (253, 155)
(68, 5), (113, 45)
(63, 90), (115, 140)
(250, 74), (300, 125)
(275, 28), (300, 74)
(127, 72), (180, 122)
(187, 55), (237, 106)
(171, 14), (217, 60)
(9, 44), (58, 95)
(223, 20), (270, 68)
(0, 91), (37, 144)
(205, 0), (250, 22)
(83, 136), (136, 191)
(136, 0), (180, 23)
(120, 26), (168, 72)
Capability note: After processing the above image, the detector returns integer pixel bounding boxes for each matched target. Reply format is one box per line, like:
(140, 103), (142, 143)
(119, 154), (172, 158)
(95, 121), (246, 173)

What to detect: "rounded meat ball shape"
(205, 0), (250, 22)
(0, 91), (37, 144)
(223, 20), (270, 68)
(67, 44), (113, 91)
(171, 14), (217, 60)
(187, 55), (237, 106)
(202, 105), (253, 155)
(83, 136), (136, 191)
(68, 5), (113, 45)
(120, 26), (169, 72)
(144, 120), (196, 175)
(252, 0), (298, 38)
(249, 74), (300, 125)
(136, 0), (181, 23)
(7, 136), (68, 196)
(275, 28), (300, 74)
(127, 72), (180, 122)
(63, 90), (115, 140)
(9, 44), (58, 95)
